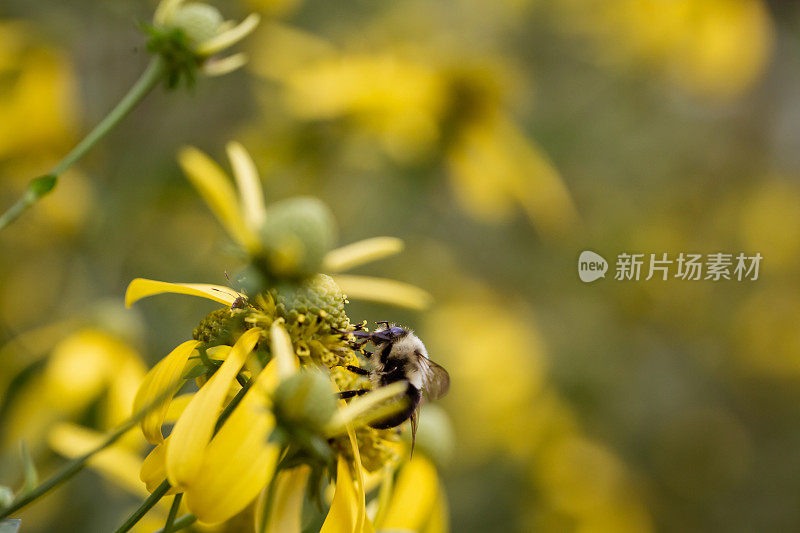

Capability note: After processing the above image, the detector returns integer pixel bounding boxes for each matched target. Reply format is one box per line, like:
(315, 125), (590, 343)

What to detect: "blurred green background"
(2, 0), (800, 531)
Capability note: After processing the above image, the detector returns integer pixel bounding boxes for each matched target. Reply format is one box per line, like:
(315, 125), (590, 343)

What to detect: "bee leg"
(346, 365), (370, 376)
(337, 389), (369, 399)
(376, 320), (391, 329)
(332, 327), (372, 340)
(361, 350), (373, 359)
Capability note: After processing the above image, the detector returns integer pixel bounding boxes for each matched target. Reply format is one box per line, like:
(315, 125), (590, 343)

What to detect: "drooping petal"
(378, 455), (439, 530)
(140, 440), (181, 495)
(126, 278), (242, 307)
(48, 423), (147, 497)
(371, 465), (395, 527)
(322, 237), (404, 273)
(133, 340), (199, 445)
(320, 456), (359, 533)
(332, 275), (432, 310)
(227, 141), (267, 232)
(326, 381), (408, 435)
(164, 393), (194, 423)
(177, 146), (259, 250)
(203, 53), (249, 77)
(196, 13), (261, 55)
(260, 466), (310, 533)
(270, 321), (299, 378)
(166, 328), (261, 488)
(183, 361), (280, 524)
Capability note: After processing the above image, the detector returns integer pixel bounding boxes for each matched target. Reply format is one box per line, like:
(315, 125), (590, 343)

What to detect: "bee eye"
(388, 326), (405, 337)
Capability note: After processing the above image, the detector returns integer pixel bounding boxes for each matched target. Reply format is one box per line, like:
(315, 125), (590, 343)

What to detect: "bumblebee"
(336, 322), (450, 451)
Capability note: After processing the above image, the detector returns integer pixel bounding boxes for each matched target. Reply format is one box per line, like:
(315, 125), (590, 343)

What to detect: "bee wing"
(420, 357), (450, 400)
(410, 408), (419, 457)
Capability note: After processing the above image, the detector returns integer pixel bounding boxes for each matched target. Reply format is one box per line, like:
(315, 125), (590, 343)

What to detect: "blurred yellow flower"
(2, 328), (147, 455)
(249, 27), (579, 237)
(426, 283), (650, 533)
(0, 21), (78, 161)
(554, 0), (774, 100)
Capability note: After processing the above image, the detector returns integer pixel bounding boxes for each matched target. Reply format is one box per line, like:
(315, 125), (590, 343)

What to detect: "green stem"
(154, 514), (196, 533)
(163, 493), (183, 533)
(0, 408), (144, 519)
(113, 480), (170, 533)
(0, 55), (166, 230)
(214, 377), (251, 433)
(0, 378), (181, 519)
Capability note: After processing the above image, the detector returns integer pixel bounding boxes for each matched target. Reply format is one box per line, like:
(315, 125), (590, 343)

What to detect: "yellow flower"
(554, 0), (774, 100)
(0, 21), (78, 160)
(124, 272), (439, 529)
(2, 327), (147, 455)
(173, 142), (432, 309)
(248, 31), (579, 237)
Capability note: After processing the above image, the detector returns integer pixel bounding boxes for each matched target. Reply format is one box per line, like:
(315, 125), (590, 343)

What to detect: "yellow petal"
(197, 13), (261, 55)
(202, 53), (248, 77)
(177, 146), (259, 250)
(326, 381), (408, 434)
(227, 141), (267, 232)
(166, 328), (261, 488)
(183, 361), (280, 524)
(321, 456), (359, 533)
(133, 340), (199, 445)
(331, 275), (432, 310)
(261, 466), (310, 533)
(164, 393), (194, 423)
(104, 353), (148, 430)
(141, 441), (165, 492)
(270, 321), (299, 378)
(126, 278), (243, 307)
(423, 486), (449, 533)
(322, 237), (404, 273)
(371, 465), (395, 528)
(378, 455), (439, 530)
(48, 423), (147, 498)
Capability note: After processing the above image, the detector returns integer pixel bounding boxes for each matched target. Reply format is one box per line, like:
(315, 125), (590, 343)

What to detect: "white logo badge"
(578, 251), (608, 282)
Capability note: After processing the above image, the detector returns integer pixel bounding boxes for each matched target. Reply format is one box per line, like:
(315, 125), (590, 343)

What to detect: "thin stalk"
(214, 377), (251, 433)
(0, 408), (144, 519)
(0, 55), (166, 230)
(154, 514), (196, 533)
(0, 377), (179, 519)
(113, 480), (170, 533)
(163, 493), (183, 533)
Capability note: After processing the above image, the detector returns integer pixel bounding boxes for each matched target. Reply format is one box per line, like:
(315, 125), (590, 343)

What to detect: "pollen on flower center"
(188, 273), (401, 475)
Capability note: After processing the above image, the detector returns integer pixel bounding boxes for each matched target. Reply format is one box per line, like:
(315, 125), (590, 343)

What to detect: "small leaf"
(182, 363), (210, 380)
(28, 175), (57, 198)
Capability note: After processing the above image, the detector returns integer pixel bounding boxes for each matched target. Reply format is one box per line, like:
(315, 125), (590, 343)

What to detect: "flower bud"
(167, 3), (224, 45)
(271, 369), (338, 460)
(257, 197), (336, 280)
